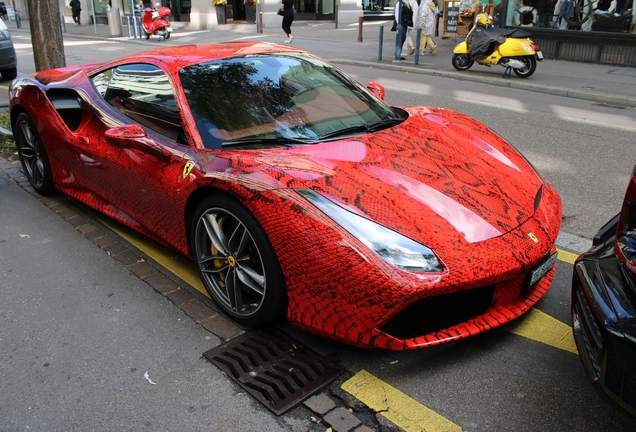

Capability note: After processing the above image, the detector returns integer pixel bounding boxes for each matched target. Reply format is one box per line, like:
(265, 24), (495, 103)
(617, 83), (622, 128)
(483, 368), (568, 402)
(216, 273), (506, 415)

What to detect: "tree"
(25, 0), (66, 71)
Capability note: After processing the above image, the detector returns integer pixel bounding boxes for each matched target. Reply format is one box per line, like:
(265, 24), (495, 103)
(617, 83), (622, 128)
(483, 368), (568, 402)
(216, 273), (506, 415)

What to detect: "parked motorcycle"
(452, 13), (543, 78)
(142, 6), (172, 40)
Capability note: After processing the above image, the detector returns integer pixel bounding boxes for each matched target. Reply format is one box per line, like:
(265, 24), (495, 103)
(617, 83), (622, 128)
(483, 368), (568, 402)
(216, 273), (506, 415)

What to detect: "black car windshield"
(179, 53), (402, 149)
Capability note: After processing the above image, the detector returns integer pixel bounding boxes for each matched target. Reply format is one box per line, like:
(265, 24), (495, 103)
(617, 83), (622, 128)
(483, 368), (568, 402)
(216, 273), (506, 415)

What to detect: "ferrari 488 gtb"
(10, 42), (562, 350)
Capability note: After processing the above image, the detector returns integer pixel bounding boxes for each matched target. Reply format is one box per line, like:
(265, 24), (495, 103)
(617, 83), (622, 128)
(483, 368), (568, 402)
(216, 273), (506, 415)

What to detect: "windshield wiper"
(222, 136), (318, 148)
(318, 117), (404, 141)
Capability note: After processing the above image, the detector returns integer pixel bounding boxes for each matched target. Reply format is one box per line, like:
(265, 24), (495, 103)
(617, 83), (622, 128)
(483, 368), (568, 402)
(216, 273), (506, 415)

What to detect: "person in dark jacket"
(69, 0), (81, 26)
(280, 0), (295, 43)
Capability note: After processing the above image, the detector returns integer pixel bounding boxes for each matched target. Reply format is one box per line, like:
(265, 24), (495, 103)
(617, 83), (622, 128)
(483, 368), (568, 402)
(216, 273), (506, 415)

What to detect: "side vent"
(47, 90), (83, 132)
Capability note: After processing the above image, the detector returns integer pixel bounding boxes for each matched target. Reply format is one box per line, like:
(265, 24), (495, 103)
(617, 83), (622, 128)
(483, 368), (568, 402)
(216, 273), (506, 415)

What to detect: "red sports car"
(10, 42), (562, 350)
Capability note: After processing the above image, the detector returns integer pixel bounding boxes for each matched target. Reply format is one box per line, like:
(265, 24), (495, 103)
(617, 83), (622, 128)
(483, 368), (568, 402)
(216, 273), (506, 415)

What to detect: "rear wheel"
(513, 56), (537, 78)
(452, 54), (473, 71)
(144, 30), (150, 39)
(190, 195), (287, 327)
(14, 113), (55, 195)
(164, 31), (170, 40)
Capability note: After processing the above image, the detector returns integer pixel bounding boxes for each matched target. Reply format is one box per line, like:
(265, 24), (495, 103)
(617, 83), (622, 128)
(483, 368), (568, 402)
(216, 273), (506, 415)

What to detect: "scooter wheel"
(513, 56), (537, 78)
(145, 30), (150, 40)
(164, 32), (170, 40)
(452, 54), (473, 71)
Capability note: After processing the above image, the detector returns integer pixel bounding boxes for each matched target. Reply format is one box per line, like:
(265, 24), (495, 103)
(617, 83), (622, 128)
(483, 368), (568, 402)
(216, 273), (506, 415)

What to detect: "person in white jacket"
(416, 1), (438, 55)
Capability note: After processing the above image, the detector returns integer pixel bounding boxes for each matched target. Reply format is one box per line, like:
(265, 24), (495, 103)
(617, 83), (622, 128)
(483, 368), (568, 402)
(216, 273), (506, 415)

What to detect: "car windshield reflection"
(179, 53), (402, 149)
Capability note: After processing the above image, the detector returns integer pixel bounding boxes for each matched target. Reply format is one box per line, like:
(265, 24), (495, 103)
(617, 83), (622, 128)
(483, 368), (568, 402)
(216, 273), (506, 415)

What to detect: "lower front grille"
(572, 283), (603, 382)
(380, 285), (495, 340)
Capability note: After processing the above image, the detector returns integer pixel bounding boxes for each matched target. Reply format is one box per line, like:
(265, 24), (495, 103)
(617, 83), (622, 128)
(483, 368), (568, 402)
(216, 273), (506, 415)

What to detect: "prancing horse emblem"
(182, 161), (194, 179)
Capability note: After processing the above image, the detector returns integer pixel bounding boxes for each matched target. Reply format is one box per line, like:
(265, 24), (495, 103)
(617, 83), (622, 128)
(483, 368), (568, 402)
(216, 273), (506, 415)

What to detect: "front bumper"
(572, 217), (636, 416)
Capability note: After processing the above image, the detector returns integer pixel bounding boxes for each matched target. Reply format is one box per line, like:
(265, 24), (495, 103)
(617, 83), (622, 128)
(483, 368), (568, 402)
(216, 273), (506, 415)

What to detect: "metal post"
(394, 0), (403, 61)
(335, 0), (339, 29)
(414, 28), (421, 64)
(92, 0), (98, 34)
(258, 11), (263, 33)
(378, 25), (383, 61)
(126, 16), (132, 37)
(358, 16), (363, 42)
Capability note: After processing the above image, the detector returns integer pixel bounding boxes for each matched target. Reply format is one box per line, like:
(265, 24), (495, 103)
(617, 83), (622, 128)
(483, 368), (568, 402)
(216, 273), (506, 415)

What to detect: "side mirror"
(366, 81), (385, 101)
(104, 124), (171, 160)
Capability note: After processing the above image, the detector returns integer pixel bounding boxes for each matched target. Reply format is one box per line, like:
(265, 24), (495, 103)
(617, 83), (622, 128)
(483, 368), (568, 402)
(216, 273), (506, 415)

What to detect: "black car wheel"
(452, 54), (474, 71)
(1, 67), (17, 80)
(15, 112), (55, 195)
(513, 56), (537, 78)
(190, 195), (287, 327)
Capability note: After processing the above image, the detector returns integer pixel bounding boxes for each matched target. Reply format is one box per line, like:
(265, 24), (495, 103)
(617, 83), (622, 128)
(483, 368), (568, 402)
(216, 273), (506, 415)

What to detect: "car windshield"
(179, 53), (402, 149)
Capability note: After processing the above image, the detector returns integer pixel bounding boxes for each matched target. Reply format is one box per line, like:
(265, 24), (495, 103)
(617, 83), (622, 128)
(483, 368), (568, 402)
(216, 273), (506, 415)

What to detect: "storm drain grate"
(203, 327), (342, 415)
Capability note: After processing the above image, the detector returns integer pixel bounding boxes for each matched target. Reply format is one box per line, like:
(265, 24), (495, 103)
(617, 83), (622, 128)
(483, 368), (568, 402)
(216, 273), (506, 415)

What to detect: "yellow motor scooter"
(452, 13), (543, 78)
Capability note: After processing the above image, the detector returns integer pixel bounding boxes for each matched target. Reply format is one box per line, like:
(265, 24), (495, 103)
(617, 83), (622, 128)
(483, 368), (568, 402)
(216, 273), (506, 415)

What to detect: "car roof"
(112, 41), (302, 70)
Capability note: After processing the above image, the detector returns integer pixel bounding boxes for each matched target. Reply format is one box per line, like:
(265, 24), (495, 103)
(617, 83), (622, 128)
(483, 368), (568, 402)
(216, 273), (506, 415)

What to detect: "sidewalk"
(6, 16), (636, 107)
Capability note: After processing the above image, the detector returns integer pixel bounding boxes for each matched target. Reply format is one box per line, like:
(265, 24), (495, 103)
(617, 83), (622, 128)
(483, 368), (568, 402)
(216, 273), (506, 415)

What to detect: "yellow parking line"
(94, 213), (208, 297)
(342, 370), (462, 432)
(0, 84), (8, 90)
(557, 248), (579, 265)
(503, 308), (577, 354)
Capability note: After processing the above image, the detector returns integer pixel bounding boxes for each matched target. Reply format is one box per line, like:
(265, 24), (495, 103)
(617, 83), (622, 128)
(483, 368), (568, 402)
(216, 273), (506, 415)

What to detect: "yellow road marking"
(94, 214), (208, 297)
(557, 248), (579, 265)
(503, 308), (577, 354)
(0, 84), (8, 90)
(342, 370), (462, 432)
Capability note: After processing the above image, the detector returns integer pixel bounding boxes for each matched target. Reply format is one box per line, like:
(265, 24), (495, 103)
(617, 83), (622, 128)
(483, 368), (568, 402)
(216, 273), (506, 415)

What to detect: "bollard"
(414, 28), (421, 65)
(358, 16), (363, 42)
(378, 26), (384, 61)
(258, 12), (263, 33)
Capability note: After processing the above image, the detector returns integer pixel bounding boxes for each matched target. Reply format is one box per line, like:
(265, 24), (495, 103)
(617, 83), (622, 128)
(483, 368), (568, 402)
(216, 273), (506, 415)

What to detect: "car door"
(86, 62), (191, 245)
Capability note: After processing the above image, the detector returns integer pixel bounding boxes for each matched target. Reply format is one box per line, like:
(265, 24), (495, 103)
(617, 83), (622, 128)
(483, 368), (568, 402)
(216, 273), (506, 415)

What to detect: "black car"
(572, 165), (636, 416)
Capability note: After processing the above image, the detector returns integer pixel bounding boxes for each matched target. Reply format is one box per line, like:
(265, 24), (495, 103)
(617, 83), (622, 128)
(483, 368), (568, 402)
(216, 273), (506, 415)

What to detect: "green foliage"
(0, 112), (16, 162)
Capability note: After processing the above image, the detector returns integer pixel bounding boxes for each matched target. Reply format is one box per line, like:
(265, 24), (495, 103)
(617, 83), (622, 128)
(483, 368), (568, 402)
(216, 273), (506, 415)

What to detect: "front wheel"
(144, 30), (150, 39)
(164, 31), (170, 40)
(452, 54), (474, 71)
(190, 195), (287, 327)
(513, 56), (537, 78)
(14, 113), (55, 195)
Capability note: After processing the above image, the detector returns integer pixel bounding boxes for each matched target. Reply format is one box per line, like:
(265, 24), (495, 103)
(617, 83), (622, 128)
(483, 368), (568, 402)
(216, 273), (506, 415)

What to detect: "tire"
(1, 67), (17, 80)
(144, 30), (150, 39)
(452, 54), (473, 71)
(513, 56), (537, 78)
(190, 195), (287, 327)
(14, 112), (55, 195)
(164, 31), (170, 40)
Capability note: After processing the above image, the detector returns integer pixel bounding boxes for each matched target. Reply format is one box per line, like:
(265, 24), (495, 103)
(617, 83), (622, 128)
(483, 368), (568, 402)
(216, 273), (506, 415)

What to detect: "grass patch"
(0, 111), (16, 162)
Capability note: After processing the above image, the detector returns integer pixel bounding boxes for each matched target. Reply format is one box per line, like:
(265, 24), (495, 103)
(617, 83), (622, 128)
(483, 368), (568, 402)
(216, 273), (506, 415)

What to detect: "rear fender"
(498, 38), (536, 58)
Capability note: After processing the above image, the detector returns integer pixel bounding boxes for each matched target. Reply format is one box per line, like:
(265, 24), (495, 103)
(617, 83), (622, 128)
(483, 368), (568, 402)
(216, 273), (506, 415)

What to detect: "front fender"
(453, 41), (468, 54)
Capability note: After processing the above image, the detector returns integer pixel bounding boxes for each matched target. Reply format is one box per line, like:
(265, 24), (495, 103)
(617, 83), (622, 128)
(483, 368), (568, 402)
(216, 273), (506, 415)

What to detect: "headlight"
(0, 30), (10, 41)
(298, 189), (443, 272)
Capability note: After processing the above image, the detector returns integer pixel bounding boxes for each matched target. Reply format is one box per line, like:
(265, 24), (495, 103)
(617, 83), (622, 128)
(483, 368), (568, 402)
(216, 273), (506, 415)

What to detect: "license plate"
(525, 252), (557, 288)
(536, 50), (544, 60)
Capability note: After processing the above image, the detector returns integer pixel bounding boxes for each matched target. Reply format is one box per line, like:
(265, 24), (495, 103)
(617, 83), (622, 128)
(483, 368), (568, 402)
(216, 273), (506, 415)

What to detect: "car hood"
(201, 107), (547, 249)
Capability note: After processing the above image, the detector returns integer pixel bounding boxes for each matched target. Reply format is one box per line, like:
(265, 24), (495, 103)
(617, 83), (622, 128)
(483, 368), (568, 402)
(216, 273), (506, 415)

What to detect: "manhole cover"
(203, 327), (342, 415)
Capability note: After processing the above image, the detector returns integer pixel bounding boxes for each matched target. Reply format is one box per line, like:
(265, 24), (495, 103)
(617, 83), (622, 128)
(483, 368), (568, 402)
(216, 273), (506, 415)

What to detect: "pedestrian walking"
(69, 0), (81, 26)
(402, 0), (419, 56)
(280, 0), (295, 43)
(416, 1), (437, 55)
(393, 0), (414, 60)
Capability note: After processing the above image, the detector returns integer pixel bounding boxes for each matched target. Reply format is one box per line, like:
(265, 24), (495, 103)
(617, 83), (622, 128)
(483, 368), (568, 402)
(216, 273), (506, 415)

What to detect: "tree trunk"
(25, 0), (66, 71)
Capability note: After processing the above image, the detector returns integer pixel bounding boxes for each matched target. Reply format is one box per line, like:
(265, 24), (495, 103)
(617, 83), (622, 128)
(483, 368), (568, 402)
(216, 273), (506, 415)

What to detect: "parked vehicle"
(452, 13), (543, 78)
(0, 18), (16, 80)
(142, 6), (172, 40)
(572, 164), (636, 416)
(9, 42), (562, 350)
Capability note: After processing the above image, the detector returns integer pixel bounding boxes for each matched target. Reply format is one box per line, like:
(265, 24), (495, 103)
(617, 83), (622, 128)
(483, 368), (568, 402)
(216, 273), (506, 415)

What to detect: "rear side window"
(91, 63), (182, 141)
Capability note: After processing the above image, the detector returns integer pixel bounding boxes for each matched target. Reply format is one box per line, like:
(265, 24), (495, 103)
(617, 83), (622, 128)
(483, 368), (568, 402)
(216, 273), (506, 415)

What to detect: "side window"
(91, 63), (182, 142)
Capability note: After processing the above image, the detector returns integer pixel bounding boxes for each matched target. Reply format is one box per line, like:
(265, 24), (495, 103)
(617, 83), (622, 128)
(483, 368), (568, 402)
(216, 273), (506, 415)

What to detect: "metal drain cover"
(203, 327), (342, 415)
